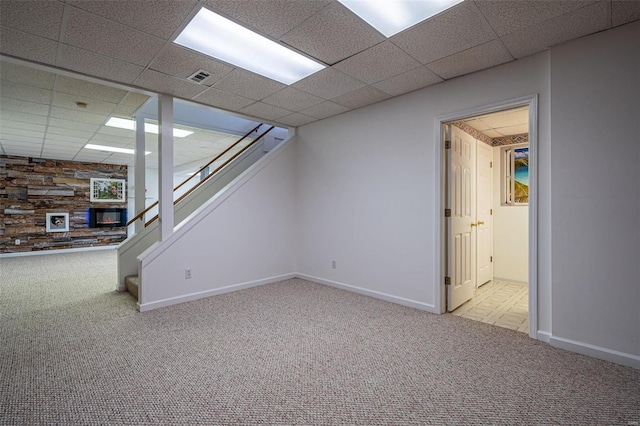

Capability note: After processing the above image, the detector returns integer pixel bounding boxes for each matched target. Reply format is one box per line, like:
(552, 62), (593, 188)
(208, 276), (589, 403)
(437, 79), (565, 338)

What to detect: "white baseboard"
(137, 273), (297, 312)
(536, 330), (551, 343)
(296, 273), (438, 314)
(549, 336), (640, 369)
(1, 245), (116, 258)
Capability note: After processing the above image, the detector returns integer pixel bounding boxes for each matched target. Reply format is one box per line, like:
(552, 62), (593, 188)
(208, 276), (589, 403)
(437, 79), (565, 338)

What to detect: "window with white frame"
(501, 144), (529, 205)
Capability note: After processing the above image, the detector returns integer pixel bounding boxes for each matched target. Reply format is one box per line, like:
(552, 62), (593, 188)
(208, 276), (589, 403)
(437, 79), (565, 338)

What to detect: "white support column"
(158, 95), (174, 241)
(134, 115), (146, 233)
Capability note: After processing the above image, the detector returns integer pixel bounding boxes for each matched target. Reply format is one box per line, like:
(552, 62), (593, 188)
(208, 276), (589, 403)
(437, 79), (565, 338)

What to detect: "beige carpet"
(1, 250), (639, 425)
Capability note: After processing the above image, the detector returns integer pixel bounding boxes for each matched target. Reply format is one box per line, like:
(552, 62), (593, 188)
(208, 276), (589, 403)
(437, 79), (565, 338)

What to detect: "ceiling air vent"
(187, 69), (211, 84)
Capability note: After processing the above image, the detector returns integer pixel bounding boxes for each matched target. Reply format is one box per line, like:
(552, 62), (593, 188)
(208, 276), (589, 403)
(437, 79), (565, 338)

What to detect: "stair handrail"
(144, 125), (275, 227)
(126, 123), (263, 227)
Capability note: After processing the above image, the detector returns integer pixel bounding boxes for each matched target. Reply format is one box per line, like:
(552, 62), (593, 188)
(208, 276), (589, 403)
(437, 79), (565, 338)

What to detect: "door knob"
(470, 223), (477, 227)
(477, 221), (485, 225)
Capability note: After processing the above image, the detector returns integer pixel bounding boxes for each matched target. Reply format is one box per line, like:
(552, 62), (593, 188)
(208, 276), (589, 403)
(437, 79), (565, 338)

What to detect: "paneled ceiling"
(0, 0), (639, 164)
(462, 106), (529, 138)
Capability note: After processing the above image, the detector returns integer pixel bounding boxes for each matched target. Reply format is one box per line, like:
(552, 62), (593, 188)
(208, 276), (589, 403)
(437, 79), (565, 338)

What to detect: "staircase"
(125, 275), (140, 299)
(118, 124), (278, 301)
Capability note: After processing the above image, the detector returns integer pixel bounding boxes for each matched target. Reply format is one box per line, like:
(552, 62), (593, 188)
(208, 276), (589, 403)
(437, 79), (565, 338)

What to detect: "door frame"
(434, 94), (539, 340)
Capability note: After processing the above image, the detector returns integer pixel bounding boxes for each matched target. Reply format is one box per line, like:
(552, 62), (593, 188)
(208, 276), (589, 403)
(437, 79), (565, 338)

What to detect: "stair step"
(124, 275), (140, 300)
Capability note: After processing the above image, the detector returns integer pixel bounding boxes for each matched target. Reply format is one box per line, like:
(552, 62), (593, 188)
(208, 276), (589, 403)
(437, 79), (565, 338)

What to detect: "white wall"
(492, 146), (528, 283)
(550, 21), (640, 361)
(138, 139), (296, 310)
(295, 51), (551, 330)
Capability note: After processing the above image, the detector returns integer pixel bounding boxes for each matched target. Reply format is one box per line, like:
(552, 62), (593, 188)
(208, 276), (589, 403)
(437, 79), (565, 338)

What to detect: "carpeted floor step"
(124, 275), (140, 300)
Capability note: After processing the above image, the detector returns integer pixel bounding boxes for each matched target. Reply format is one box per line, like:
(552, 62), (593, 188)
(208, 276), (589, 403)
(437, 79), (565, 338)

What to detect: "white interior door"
(476, 141), (493, 286)
(447, 125), (476, 311)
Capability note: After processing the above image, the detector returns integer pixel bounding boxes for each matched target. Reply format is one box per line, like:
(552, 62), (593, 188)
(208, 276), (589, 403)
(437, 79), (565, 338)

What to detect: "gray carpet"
(1, 250), (638, 425)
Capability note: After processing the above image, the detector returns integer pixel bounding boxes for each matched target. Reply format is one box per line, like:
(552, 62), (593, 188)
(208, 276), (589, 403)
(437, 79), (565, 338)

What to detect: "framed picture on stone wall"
(46, 212), (69, 233)
(90, 178), (126, 203)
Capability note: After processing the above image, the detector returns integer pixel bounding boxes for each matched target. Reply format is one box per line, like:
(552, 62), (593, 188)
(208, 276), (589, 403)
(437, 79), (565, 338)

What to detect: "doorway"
(436, 95), (538, 339)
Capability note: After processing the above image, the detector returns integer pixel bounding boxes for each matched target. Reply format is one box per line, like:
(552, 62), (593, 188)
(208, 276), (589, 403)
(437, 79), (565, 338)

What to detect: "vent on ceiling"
(187, 69), (211, 84)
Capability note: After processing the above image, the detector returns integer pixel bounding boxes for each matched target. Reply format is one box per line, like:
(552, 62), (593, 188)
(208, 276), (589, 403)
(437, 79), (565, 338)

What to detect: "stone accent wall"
(0, 155), (128, 254)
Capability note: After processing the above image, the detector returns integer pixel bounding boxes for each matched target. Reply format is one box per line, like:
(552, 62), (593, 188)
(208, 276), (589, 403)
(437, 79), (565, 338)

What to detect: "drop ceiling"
(462, 106), (529, 138)
(0, 0), (639, 163)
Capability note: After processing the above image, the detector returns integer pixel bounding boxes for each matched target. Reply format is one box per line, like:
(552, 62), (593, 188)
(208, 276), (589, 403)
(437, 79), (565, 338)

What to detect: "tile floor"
(451, 280), (529, 333)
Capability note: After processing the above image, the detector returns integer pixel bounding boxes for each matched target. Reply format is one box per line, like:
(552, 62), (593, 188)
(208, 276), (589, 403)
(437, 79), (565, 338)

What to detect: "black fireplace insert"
(88, 207), (127, 228)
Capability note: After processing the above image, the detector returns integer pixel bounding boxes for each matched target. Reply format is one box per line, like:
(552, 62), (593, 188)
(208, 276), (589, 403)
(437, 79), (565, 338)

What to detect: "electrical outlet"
(15, 239), (20, 245)
(332, 260), (336, 269)
(185, 268), (192, 279)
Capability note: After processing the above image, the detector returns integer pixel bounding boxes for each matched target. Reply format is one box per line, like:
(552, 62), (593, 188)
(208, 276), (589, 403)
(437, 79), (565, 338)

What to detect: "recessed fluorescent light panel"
(105, 117), (193, 138)
(175, 8), (325, 85)
(85, 144), (151, 155)
(338, 0), (464, 37)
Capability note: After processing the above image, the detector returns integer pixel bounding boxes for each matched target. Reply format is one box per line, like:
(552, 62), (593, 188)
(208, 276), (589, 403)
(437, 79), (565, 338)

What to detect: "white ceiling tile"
(204, 0), (329, 39)
(1, 139), (42, 148)
(278, 113), (317, 127)
(134, 70), (208, 99)
(42, 146), (83, 155)
(64, 8), (165, 66)
(477, 108), (529, 128)
(95, 127), (135, 139)
(72, 151), (112, 162)
(122, 92), (151, 108)
(48, 118), (100, 133)
(52, 92), (117, 116)
(238, 102), (292, 121)
(0, 26), (58, 65)
(299, 101), (349, 120)
(501, 1), (608, 59)
(262, 87), (324, 111)
(426, 40), (513, 80)
(192, 87), (255, 111)
(2, 148), (42, 157)
(56, 44), (145, 85)
(149, 44), (234, 86)
(0, 110), (48, 126)
(67, 0), (197, 40)
(55, 76), (128, 104)
(0, 120), (47, 134)
(1, 82), (52, 104)
(50, 106), (107, 125)
(373, 66), (443, 96)
(280, 2), (385, 65)
(1, 98), (50, 116)
(482, 129), (503, 138)
(112, 104), (140, 118)
(0, 127), (46, 139)
(44, 135), (92, 145)
(495, 124), (529, 135)
(331, 86), (390, 110)
(213, 68), (286, 100)
(390, 2), (496, 65)
(463, 118), (492, 131)
(334, 41), (422, 84)
(612, 0), (640, 27)
(475, 1), (594, 37)
(0, 61), (55, 90)
(292, 68), (365, 99)
(0, 0), (64, 41)
(1, 135), (44, 144)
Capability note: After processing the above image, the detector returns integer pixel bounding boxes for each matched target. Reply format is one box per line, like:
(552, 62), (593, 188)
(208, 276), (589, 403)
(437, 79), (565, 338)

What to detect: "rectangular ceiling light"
(85, 144), (151, 155)
(174, 8), (325, 85)
(338, 0), (464, 37)
(105, 117), (194, 138)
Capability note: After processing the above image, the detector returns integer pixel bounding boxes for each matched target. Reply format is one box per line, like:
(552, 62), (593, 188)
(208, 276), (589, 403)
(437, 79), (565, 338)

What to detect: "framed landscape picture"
(46, 212), (69, 233)
(90, 178), (126, 203)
